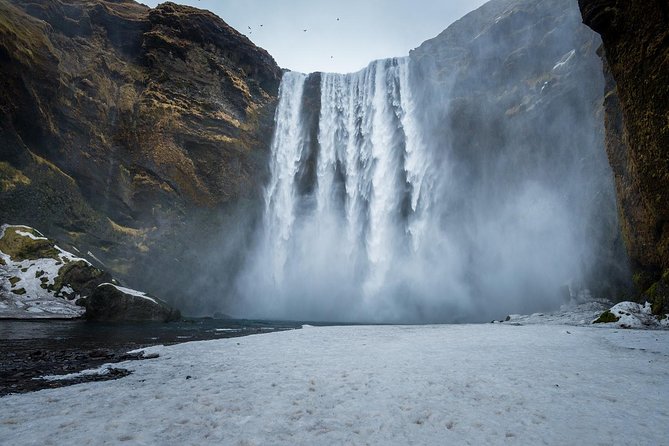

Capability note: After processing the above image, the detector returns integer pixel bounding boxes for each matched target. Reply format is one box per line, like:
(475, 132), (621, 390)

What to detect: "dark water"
(0, 318), (304, 349)
(0, 318), (306, 396)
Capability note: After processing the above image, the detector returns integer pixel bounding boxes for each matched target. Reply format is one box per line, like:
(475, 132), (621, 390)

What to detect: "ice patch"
(98, 283), (158, 304)
(86, 251), (105, 266)
(504, 300), (611, 326)
(14, 230), (48, 241)
(38, 365), (115, 382)
(553, 49), (576, 72)
(594, 301), (668, 329)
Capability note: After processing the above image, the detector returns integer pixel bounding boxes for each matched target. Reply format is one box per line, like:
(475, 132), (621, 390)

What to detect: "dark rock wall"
(0, 0), (281, 313)
(579, 0), (669, 312)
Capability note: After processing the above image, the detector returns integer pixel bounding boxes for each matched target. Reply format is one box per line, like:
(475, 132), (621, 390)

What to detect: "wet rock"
(578, 0), (669, 301)
(84, 283), (181, 322)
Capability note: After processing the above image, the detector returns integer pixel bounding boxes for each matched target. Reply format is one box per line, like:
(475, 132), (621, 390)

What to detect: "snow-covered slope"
(1, 324), (668, 445)
(0, 224), (93, 318)
(0, 224), (179, 320)
(503, 300), (669, 328)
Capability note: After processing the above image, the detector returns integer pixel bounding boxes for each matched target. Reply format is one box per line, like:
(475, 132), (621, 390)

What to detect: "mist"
(212, 0), (629, 323)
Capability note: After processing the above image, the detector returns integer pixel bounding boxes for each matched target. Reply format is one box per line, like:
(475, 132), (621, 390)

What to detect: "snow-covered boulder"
(84, 283), (181, 322)
(0, 224), (110, 318)
(0, 224), (180, 321)
(592, 301), (669, 329)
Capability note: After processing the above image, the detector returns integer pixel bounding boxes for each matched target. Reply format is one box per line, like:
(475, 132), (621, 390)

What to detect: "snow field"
(1, 324), (668, 445)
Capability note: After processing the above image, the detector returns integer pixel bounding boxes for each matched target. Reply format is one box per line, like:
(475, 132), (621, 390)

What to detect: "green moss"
(11, 288), (26, 295)
(49, 260), (105, 294)
(642, 276), (669, 316)
(650, 295), (667, 316)
(0, 227), (59, 261)
(0, 162), (31, 192)
(593, 310), (620, 324)
(8, 276), (21, 286)
(35, 270), (44, 278)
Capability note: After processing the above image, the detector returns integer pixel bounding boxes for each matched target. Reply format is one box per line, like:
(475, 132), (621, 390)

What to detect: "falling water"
(233, 54), (615, 323)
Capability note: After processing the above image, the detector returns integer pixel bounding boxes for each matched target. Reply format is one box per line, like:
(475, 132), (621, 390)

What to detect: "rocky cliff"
(578, 0), (669, 314)
(0, 0), (281, 313)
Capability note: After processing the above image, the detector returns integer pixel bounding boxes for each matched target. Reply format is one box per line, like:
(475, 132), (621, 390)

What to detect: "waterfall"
(233, 55), (612, 323)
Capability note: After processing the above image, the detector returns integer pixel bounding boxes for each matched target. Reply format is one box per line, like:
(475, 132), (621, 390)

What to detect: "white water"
(234, 56), (602, 323)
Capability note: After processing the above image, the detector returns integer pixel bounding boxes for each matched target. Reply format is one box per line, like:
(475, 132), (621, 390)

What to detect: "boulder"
(84, 283), (181, 322)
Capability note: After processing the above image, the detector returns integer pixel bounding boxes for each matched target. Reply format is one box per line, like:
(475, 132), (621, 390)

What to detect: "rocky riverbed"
(0, 319), (301, 396)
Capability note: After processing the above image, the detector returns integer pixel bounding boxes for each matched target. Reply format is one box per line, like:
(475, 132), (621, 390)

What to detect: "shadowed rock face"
(578, 0), (669, 313)
(0, 0), (281, 310)
(84, 283), (181, 322)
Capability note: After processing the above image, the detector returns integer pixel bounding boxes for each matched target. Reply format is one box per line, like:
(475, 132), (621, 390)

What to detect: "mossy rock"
(0, 226), (59, 261)
(83, 284), (181, 322)
(11, 288), (26, 295)
(50, 260), (111, 296)
(593, 310), (620, 324)
(642, 274), (669, 316)
(9, 276), (21, 286)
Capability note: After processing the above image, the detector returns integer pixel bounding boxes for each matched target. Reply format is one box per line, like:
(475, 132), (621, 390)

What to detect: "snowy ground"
(1, 323), (668, 445)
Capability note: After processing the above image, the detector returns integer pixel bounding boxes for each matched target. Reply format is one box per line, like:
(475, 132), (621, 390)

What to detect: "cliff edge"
(579, 0), (669, 314)
(0, 0), (281, 313)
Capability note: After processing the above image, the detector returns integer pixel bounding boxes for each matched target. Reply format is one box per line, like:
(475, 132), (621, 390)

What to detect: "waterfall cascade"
(233, 54), (617, 323)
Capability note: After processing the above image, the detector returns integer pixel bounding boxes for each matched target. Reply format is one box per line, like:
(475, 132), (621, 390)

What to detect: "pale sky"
(141, 0), (489, 73)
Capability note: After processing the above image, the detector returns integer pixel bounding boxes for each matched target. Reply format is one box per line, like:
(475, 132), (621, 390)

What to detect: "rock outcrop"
(0, 0), (281, 313)
(84, 283), (181, 322)
(0, 224), (180, 320)
(578, 0), (669, 314)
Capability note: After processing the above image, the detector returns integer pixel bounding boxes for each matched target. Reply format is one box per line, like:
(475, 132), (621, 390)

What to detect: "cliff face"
(578, 0), (669, 313)
(409, 0), (630, 300)
(0, 0), (281, 312)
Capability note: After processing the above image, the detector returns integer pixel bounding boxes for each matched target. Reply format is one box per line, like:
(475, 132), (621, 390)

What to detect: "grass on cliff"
(0, 1), (56, 66)
(0, 162), (31, 192)
(0, 226), (59, 261)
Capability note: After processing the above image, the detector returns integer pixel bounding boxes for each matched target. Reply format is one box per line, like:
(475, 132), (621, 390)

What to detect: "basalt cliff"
(579, 0), (669, 314)
(0, 0), (281, 313)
